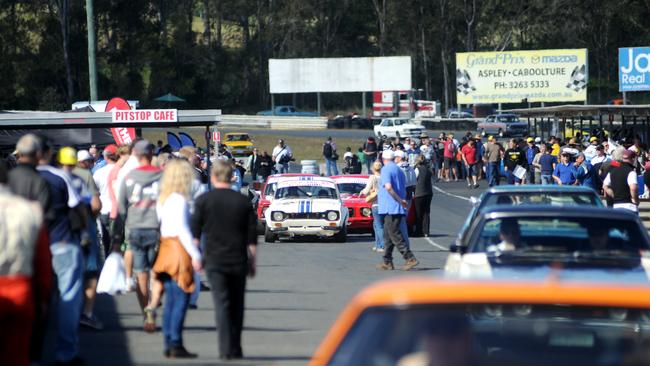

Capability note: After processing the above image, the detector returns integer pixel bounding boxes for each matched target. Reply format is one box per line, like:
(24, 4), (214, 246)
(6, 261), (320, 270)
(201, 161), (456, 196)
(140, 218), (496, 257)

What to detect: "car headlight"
(326, 211), (339, 221)
(271, 211), (285, 221)
(361, 207), (372, 217)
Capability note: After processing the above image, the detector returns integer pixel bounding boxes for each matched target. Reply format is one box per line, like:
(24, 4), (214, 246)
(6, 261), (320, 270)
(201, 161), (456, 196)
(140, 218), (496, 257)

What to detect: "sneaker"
(376, 262), (395, 270)
(402, 258), (420, 271)
(143, 308), (156, 333)
(200, 282), (211, 291)
(473, 184), (480, 189)
(80, 314), (104, 330)
(467, 183), (472, 188)
(188, 304), (198, 310)
(167, 346), (198, 359)
(377, 248), (385, 253)
(126, 278), (136, 292)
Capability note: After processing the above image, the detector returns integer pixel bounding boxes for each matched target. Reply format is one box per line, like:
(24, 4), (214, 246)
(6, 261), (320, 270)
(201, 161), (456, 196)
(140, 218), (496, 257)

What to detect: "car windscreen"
(497, 115), (520, 123)
(470, 216), (648, 253)
(227, 134), (250, 142)
(336, 183), (366, 196)
(275, 185), (338, 199)
(393, 119), (408, 126)
(328, 304), (650, 366)
(263, 182), (278, 197)
(481, 192), (602, 208)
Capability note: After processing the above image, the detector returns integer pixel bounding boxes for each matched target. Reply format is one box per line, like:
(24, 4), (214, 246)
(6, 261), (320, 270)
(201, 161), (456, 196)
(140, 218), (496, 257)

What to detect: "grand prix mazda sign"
(455, 49), (588, 104)
(619, 47), (650, 92)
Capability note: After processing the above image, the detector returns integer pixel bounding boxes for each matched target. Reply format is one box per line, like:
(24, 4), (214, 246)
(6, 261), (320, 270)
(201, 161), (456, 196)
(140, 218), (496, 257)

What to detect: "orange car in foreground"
(311, 277), (650, 366)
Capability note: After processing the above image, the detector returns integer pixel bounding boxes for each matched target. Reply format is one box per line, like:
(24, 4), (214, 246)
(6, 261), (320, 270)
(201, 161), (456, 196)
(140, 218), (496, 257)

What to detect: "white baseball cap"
(77, 150), (93, 162)
(382, 150), (395, 160)
(394, 150), (405, 159)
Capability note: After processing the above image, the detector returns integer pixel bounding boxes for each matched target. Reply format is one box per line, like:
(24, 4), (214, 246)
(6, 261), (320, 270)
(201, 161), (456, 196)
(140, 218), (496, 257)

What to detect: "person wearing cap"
(8, 134), (52, 217)
(59, 147), (104, 330)
(36, 139), (87, 365)
(113, 140), (163, 327)
(584, 136), (599, 162)
(549, 136), (561, 157)
(377, 149), (419, 271)
(93, 144), (119, 257)
(272, 139), (293, 174)
(524, 137), (540, 184)
(552, 151), (577, 186)
(394, 150), (415, 249)
(603, 149), (639, 212)
(483, 136), (502, 187)
(442, 135), (458, 182)
(504, 139), (527, 185)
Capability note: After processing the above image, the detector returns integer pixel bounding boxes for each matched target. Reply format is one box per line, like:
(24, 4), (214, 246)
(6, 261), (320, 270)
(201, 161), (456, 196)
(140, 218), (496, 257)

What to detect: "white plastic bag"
(97, 252), (127, 295)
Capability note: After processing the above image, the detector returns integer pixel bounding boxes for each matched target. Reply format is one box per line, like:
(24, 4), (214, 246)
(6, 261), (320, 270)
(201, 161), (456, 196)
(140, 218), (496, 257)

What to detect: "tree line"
(1, 0), (649, 113)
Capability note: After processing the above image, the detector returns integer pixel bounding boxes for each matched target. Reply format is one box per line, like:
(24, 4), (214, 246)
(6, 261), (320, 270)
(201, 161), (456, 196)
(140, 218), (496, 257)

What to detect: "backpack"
(323, 142), (333, 158)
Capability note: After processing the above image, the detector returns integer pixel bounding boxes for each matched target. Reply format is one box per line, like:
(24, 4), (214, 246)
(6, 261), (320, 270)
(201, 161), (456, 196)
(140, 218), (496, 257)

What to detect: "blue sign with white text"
(619, 47), (650, 92)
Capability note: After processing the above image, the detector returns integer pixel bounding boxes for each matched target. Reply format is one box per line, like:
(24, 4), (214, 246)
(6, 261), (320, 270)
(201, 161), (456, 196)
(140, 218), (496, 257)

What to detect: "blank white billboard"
(269, 56), (412, 93)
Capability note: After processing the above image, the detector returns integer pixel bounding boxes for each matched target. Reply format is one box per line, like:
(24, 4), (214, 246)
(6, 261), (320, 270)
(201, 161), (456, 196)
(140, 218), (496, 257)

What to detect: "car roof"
(330, 174), (370, 180)
(484, 184), (597, 194)
(311, 277), (650, 365)
(478, 204), (639, 220)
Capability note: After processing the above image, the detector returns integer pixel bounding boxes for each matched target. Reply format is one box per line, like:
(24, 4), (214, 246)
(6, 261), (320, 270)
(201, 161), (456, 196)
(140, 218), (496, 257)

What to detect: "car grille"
(286, 213), (324, 220)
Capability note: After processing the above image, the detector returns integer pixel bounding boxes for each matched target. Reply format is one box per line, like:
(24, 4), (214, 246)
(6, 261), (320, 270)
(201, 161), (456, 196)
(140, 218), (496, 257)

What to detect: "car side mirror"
(449, 243), (467, 254)
(470, 196), (480, 207)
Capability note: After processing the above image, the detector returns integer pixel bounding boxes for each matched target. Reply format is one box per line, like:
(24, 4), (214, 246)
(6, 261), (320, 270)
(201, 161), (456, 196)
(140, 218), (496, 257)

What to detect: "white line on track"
(432, 184), (471, 202)
(425, 237), (448, 251)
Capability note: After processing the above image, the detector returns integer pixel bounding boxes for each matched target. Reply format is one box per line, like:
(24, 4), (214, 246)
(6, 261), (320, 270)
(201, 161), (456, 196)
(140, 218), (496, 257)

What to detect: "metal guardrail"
(220, 115), (328, 130)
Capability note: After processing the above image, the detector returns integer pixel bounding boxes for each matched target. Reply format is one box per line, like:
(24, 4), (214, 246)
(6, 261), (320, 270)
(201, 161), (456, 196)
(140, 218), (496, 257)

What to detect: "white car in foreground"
(264, 177), (348, 243)
(373, 118), (425, 139)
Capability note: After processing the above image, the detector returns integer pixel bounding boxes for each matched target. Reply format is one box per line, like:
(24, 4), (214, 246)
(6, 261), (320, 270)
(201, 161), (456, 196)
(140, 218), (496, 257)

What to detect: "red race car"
(254, 173), (317, 232)
(331, 175), (374, 235)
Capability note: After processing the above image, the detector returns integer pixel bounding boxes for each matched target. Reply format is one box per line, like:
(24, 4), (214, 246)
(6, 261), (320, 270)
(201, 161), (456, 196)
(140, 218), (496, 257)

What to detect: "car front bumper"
(268, 219), (343, 237)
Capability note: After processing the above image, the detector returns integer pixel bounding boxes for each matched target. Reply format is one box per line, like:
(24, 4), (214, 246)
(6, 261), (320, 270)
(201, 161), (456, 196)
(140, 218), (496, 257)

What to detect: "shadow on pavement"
(79, 294), (133, 366)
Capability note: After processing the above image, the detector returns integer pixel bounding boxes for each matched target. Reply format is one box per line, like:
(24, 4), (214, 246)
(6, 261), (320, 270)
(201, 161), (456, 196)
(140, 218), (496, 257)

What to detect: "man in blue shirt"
(536, 144), (557, 185)
(552, 151), (577, 185)
(377, 150), (419, 271)
(574, 152), (595, 189)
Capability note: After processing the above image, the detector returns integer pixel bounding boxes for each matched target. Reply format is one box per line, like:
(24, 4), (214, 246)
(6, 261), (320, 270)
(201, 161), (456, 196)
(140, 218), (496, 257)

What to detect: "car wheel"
(334, 226), (347, 243)
(498, 129), (504, 138)
(264, 227), (276, 243)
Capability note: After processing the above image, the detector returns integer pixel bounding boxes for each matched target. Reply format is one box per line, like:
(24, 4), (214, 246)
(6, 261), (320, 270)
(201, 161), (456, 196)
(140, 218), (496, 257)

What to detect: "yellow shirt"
(551, 143), (561, 157)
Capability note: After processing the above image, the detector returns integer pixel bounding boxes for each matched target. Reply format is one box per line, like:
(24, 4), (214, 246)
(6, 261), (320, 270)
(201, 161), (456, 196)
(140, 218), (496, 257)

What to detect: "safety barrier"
(417, 117), (481, 131)
(220, 115), (328, 130)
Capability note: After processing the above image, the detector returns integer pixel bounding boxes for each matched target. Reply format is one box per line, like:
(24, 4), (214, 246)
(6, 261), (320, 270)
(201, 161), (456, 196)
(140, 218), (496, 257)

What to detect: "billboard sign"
(269, 56), (411, 93)
(455, 49), (588, 104)
(619, 47), (650, 92)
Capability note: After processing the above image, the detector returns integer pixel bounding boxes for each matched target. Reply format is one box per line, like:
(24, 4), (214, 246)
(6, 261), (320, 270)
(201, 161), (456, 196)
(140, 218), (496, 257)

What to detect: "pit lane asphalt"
(72, 180), (476, 366)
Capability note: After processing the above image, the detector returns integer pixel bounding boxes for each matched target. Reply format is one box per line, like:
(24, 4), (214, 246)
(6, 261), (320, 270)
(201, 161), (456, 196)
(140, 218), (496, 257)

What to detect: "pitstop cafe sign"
(112, 109), (178, 123)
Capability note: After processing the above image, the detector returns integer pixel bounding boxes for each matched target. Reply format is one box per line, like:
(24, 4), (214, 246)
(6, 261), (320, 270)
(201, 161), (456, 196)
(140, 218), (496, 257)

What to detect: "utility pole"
(86, 0), (98, 101)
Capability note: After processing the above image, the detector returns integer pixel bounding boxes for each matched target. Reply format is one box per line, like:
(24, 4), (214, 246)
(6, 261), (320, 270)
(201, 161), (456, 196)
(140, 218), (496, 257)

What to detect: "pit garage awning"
(503, 104), (650, 118)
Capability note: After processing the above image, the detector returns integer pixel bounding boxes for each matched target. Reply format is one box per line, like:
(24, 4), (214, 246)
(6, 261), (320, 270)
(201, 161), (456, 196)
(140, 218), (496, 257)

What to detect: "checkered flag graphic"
(566, 64), (587, 92)
(456, 69), (476, 95)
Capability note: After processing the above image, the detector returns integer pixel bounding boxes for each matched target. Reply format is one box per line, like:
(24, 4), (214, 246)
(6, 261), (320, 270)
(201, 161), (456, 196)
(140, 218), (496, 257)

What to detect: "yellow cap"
(589, 136), (598, 143)
(526, 137), (534, 143)
(488, 135), (495, 141)
(58, 146), (77, 165)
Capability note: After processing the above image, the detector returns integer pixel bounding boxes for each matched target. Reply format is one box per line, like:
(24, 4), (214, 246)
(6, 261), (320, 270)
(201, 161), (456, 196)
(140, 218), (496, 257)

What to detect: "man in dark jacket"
(504, 139), (528, 185)
(8, 134), (52, 220)
(413, 155), (433, 237)
(524, 137), (540, 184)
(191, 160), (257, 360)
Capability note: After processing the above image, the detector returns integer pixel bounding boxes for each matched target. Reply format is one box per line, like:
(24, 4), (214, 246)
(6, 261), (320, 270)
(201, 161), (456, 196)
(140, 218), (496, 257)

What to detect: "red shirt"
(461, 144), (477, 165)
(443, 140), (456, 158)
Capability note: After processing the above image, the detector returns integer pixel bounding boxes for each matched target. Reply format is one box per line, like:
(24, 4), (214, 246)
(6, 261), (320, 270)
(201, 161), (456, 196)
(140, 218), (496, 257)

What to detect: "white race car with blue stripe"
(264, 177), (348, 242)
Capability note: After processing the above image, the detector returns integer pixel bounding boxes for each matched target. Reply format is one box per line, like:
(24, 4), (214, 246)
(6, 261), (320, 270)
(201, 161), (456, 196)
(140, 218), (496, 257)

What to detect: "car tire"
(334, 226), (347, 243)
(264, 227), (276, 243)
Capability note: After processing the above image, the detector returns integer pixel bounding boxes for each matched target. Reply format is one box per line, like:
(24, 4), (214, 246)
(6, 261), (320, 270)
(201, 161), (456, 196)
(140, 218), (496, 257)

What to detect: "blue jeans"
(276, 162), (289, 174)
(487, 162), (500, 187)
(372, 206), (384, 249)
(162, 277), (190, 352)
(325, 158), (339, 176)
(400, 216), (411, 250)
(541, 174), (553, 185)
(51, 242), (84, 362)
(365, 156), (376, 174)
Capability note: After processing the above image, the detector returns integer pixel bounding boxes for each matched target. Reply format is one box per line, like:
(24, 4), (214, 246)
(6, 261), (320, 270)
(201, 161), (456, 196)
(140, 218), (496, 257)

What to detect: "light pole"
(86, 0), (98, 101)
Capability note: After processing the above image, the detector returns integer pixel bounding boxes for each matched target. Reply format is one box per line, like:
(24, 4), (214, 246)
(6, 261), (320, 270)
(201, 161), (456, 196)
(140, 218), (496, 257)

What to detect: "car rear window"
(328, 304), (650, 366)
(482, 192), (602, 207)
